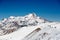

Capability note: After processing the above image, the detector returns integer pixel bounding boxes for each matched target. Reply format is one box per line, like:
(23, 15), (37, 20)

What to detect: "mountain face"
(0, 13), (60, 40)
(0, 13), (48, 36)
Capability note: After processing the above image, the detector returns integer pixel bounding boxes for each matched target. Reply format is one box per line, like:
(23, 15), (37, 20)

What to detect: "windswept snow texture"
(0, 13), (60, 40)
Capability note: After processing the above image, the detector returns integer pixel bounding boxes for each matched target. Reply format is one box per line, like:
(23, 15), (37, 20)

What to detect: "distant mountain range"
(0, 13), (60, 40)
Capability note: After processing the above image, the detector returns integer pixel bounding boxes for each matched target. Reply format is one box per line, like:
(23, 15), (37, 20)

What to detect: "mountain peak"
(28, 13), (36, 17)
(25, 13), (37, 19)
(0, 13), (60, 40)
(0, 13), (48, 36)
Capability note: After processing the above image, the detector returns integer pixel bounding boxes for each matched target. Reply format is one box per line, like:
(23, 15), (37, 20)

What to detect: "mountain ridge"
(0, 13), (60, 40)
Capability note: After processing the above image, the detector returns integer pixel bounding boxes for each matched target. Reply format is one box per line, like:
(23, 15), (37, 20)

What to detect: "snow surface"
(0, 13), (60, 40)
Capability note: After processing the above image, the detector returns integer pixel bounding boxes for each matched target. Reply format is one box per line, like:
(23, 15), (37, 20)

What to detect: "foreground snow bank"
(23, 26), (60, 40)
(0, 24), (60, 40)
(0, 26), (41, 40)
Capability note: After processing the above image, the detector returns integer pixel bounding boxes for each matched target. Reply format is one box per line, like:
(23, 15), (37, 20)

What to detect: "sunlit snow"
(0, 13), (60, 40)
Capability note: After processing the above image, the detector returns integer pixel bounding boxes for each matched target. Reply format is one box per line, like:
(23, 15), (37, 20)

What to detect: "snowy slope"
(0, 26), (41, 40)
(0, 13), (60, 40)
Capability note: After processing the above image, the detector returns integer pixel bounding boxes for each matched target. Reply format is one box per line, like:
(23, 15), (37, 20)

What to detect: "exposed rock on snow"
(0, 13), (60, 40)
(0, 13), (46, 35)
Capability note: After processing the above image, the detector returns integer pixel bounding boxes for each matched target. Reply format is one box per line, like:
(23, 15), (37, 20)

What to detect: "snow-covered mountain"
(0, 13), (60, 40)
(0, 13), (48, 35)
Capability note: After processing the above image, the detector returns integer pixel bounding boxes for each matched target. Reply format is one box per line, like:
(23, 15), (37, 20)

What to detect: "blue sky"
(0, 0), (60, 21)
